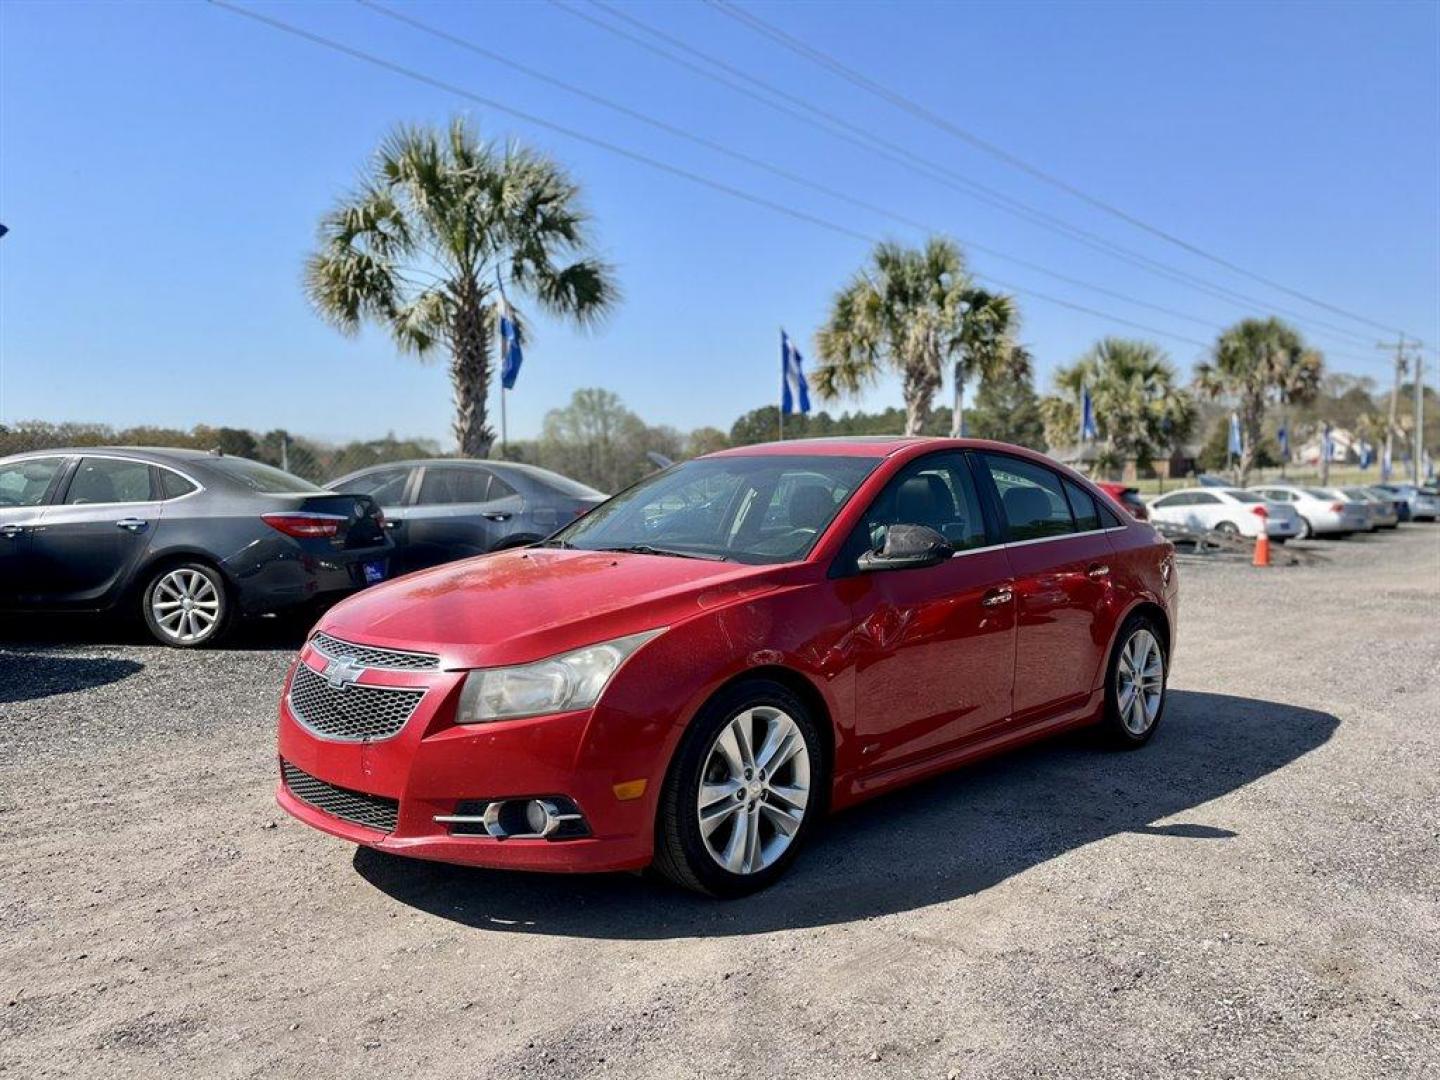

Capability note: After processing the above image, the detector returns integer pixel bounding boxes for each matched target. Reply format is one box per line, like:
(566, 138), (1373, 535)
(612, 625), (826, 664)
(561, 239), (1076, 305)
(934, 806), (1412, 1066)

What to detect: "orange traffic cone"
(1252, 530), (1271, 567)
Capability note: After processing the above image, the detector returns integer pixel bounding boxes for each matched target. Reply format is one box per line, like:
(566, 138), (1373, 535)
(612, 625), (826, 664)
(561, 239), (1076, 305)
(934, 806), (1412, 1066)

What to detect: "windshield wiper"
(535, 537), (572, 549)
(596, 543), (729, 561)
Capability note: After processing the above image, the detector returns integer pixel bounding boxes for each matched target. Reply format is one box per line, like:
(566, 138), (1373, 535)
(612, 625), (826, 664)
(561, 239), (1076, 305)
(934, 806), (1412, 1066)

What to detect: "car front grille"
(281, 761), (398, 833)
(287, 664), (425, 742)
(310, 632), (440, 671)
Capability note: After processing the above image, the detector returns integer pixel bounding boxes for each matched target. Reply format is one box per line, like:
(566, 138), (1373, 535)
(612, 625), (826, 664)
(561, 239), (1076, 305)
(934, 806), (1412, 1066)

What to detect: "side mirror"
(856, 523), (953, 572)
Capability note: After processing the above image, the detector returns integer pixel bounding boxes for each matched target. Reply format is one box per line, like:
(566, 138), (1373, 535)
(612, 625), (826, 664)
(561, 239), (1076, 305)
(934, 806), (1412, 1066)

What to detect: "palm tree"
(1194, 318), (1321, 485)
(812, 238), (1016, 435)
(306, 119), (618, 457)
(1041, 338), (1194, 476)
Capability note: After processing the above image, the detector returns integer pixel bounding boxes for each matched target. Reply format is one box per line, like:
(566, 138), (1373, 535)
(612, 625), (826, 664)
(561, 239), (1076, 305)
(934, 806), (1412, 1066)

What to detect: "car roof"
(703, 436), (1074, 461)
(1, 445), (219, 468)
(328, 457), (591, 487)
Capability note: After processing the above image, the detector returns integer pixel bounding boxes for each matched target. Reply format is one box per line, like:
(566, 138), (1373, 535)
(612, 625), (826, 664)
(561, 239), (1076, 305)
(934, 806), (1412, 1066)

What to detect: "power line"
(210, 1), (1376, 370)
(563, 0), (1386, 358)
(354, 0), (1352, 360)
(707, 0), (1415, 343)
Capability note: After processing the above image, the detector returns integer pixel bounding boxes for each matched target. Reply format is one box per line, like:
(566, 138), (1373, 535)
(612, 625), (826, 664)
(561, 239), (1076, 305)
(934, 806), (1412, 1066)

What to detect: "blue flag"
(781, 331), (811, 416)
(1358, 441), (1372, 469)
(1079, 386), (1098, 442)
(498, 296), (523, 391)
(1227, 412), (1242, 456)
(1277, 424), (1288, 457)
(1322, 423), (1334, 464)
(1381, 440), (1392, 481)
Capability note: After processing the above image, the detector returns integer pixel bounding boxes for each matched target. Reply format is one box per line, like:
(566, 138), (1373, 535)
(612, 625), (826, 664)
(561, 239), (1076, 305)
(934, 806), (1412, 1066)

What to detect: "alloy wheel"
(150, 568), (222, 644)
(696, 706), (811, 875)
(1115, 628), (1164, 735)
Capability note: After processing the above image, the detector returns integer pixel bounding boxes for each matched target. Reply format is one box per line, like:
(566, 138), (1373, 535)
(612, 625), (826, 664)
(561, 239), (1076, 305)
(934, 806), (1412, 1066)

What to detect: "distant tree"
(1194, 317), (1321, 485)
(535, 388), (672, 493)
(685, 426), (730, 457)
(812, 238), (1015, 435)
(967, 348), (1045, 449)
(1041, 338), (1194, 476)
(305, 118), (618, 458)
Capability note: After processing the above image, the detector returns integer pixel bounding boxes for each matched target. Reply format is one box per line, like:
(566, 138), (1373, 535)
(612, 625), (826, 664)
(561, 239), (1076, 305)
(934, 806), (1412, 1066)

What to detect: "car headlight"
(455, 630), (664, 723)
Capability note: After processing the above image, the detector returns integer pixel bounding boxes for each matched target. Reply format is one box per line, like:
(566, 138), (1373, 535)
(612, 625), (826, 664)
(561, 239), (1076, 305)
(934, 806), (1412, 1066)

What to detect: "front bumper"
(275, 649), (659, 873)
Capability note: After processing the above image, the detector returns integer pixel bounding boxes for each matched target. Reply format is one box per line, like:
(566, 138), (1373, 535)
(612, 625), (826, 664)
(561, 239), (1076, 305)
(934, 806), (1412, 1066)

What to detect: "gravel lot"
(2, 527), (1437, 1079)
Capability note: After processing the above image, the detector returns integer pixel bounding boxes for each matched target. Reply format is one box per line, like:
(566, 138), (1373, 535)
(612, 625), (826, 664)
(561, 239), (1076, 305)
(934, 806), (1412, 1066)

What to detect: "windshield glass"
(551, 454), (879, 564)
(204, 457), (323, 494)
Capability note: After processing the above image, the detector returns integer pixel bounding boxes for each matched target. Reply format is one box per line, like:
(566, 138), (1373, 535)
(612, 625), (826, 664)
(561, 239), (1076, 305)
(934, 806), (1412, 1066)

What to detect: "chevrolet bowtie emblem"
(324, 657), (365, 689)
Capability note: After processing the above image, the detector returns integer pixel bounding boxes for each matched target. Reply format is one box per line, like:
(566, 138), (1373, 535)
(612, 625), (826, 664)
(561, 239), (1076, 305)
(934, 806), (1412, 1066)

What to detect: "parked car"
(276, 437), (1178, 896)
(328, 459), (607, 575)
(1342, 487), (1399, 529)
(1247, 483), (1368, 538)
(0, 448), (391, 646)
(1094, 481), (1149, 521)
(1147, 486), (1301, 540)
(1374, 483), (1439, 522)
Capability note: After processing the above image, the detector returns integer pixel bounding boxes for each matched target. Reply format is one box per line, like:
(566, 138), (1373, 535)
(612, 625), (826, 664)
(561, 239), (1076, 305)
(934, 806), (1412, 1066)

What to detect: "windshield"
(204, 456), (323, 494)
(526, 467), (607, 499)
(550, 454), (879, 564)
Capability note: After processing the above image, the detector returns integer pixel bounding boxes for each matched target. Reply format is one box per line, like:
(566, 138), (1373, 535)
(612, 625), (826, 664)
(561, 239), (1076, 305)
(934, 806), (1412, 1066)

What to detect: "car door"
(0, 456), (69, 608)
(845, 452), (1017, 773)
(975, 452), (1116, 724)
(28, 455), (164, 609)
(404, 464), (507, 571)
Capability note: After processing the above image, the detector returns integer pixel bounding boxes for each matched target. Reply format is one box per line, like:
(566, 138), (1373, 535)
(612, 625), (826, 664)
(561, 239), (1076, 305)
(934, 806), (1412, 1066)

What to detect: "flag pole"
(778, 327), (785, 442)
(500, 385), (508, 459)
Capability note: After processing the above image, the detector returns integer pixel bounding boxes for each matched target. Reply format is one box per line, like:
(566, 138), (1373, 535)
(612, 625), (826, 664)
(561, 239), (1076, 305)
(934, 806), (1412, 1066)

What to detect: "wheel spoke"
(756, 724), (800, 777)
(759, 799), (802, 837)
(699, 779), (742, 812)
(742, 807), (761, 873)
(700, 799), (741, 839)
(764, 782), (808, 814)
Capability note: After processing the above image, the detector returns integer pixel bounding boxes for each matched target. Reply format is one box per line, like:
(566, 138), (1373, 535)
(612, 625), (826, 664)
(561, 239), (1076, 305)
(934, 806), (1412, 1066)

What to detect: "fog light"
(436, 796), (589, 839)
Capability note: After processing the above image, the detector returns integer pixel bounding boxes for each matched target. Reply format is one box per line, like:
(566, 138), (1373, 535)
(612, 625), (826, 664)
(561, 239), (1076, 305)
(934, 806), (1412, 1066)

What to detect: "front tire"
(1100, 616), (1168, 749)
(141, 562), (230, 647)
(653, 679), (825, 897)
(1297, 516), (1314, 539)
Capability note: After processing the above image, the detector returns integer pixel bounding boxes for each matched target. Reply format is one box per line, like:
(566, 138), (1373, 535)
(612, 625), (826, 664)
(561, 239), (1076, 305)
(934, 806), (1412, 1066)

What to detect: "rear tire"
(141, 562), (230, 648)
(1099, 615), (1168, 749)
(1297, 516), (1314, 540)
(653, 679), (825, 897)
(1215, 521), (1240, 536)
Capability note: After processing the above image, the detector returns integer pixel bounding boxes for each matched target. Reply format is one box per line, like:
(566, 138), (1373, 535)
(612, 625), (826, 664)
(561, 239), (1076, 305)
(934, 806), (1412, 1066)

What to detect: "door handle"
(384, 518), (404, 528)
(980, 587), (1013, 608)
(0, 524), (24, 539)
(482, 512), (512, 522)
(115, 517), (148, 532)
(1087, 563), (1110, 579)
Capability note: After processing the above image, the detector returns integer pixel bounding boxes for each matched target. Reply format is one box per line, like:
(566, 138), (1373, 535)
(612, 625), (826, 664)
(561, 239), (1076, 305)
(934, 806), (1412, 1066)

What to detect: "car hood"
(318, 548), (787, 669)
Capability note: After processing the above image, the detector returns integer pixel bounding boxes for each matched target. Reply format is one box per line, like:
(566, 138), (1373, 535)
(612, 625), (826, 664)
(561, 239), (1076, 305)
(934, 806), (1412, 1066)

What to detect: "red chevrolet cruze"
(277, 438), (1177, 896)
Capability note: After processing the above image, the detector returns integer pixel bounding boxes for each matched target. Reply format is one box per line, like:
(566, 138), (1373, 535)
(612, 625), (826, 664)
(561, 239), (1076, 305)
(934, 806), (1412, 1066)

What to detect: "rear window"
(1062, 479), (1101, 531)
(1228, 490), (1265, 504)
(205, 457), (322, 494)
(524, 467), (606, 500)
(1302, 488), (1331, 500)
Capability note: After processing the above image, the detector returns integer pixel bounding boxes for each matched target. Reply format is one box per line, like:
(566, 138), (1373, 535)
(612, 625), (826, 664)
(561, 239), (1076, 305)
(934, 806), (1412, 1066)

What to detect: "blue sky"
(2, 0), (1436, 445)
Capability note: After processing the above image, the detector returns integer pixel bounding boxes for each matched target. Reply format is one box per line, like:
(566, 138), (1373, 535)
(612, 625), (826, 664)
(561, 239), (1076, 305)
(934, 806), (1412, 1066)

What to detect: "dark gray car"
(0, 447), (392, 647)
(328, 459), (606, 575)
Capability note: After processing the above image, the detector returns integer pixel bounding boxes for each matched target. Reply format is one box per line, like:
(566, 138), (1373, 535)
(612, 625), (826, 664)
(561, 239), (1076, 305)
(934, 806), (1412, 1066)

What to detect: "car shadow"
(0, 613), (310, 652)
(0, 650), (144, 704)
(353, 690), (1337, 937)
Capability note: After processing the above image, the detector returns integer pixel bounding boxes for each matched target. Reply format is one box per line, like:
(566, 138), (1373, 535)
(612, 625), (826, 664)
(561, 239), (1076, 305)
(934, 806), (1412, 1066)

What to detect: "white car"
(1147, 486), (1301, 540)
(1248, 484), (1369, 538)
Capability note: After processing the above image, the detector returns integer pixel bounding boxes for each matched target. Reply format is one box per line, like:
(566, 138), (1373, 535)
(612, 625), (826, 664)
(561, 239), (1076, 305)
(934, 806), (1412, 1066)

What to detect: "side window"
(1191, 492), (1221, 505)
(158, 469), (198, 500)
(417, 467), (491, 505)
(487, 473), (517, 500)
(1062, 479), (1101, 532)
(980, 453), (1075, 542)
(333, 467), (411, 504)
(0, 457), (65, 507)
(847, 452), (990, 559)
(64, 458), (154, 505)
(1097, 500), (1124, 528)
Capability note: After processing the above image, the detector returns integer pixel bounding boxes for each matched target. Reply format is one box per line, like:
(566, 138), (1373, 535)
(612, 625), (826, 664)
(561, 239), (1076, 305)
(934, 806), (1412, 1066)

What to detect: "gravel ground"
(1, 527), (1437, 1079)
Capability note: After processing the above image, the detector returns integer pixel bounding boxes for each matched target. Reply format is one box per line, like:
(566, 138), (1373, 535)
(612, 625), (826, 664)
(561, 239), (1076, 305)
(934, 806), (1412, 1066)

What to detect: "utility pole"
(1378, 337), (1408, 483)
(1413, 350), (1425, 485)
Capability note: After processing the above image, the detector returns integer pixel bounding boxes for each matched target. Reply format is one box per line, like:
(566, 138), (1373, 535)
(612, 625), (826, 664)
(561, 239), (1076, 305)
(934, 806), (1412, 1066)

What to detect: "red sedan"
(1094, 481), (1150, 521)
(277, 438), (1178, 896)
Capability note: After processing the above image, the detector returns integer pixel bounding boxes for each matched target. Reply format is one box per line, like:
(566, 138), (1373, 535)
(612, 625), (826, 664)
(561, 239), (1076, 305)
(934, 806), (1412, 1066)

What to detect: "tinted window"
(852, 452), (989, 556)
(553, 454), (878, 565)
(334, 467), (411, 504)
(1302, 488), (1332, 500)
(0, 457), (65, 507)
(1152, 492), (1186, 508)
(488, 473), (517, 499)
(980, 454), (1074, 541)
(1098, 500), (1124, 528)
(1062, 479), (1101, 531)
(418, 466), (491, 505)
(521, 467), (604, 499)
(206, 457), (322, 493)
(1228, 490), (1264, 504)
(65, 458), (153, 504)
(158, 469), (198, 500)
